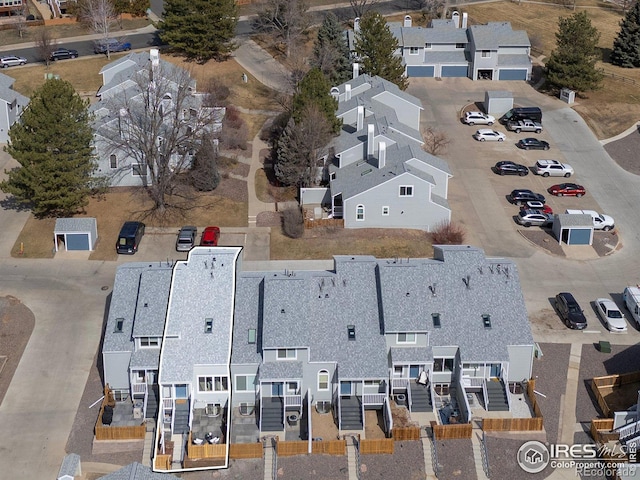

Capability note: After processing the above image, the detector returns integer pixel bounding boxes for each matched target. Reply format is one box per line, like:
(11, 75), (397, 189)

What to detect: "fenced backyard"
(94, 384), (146, 441)
(482, 379), (543, 432)
(591, 371), (640, 418)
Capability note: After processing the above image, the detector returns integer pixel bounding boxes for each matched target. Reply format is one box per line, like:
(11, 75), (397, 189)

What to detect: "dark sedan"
(509, 189), (545, 204)
(555, 292), (587, 329)
(494, 161), (529, 176)
(548, 183), (586, 197)
(50, 48), (79, 61)
(516, 138), (550, 150)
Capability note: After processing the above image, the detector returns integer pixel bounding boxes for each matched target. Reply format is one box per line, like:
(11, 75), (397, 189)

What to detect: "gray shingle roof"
(497, 54), (532, 67)
(469, 22), (530, 50)
(423, 51), (469, 64)
(130, 348), (160, 369)
(132, 268), (173, 338)
(231, 274), (264, 365)
(391, 24), (469, 46)
(334, 74), (422, 110)
(53, 217), (96, 233)
(0, 72), (14, 88)
(259, 361), (303, 380)
(390, 346), (433, 363)
(159, 247), (242, 384)
(555, 213), (592, 227)
(0, 85), (28, 106)
(98, 462), (180, 480)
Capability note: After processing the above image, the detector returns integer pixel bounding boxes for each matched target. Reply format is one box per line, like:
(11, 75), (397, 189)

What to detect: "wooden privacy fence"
(94, 384), (146, 441)
(312, 439), (346, 455)
(359, 438), (394, 454)
(187, 432), (226, 459)
(392, 426), (421, 440)
(276, 440), (308, 457)
(528, 379), (544, 419)
(589, 372), (640, 418)
(230, 442), (263, 459)
(432, 422), (472, 440)
(483, 379), (543, 432)
(154, 454), (171, 470)
(590, 419), (619, 444)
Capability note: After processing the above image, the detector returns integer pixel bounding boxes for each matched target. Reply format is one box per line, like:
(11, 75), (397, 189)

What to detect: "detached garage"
(54, 218), (98, 252)
(552, 214), (593, 246)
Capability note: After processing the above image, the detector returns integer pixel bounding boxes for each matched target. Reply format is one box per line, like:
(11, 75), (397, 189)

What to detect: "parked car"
(548, 183), (585, 197)
(509, 189), (546, 204)
(494, 161), (528, 176)
(49, 48), (79, 61)
(116, 221), (145, 255)
(595, 298), (628, 332)
(565, 209), (614, 231)
(516, 138), (550, 150)
(520, 201), (553, 214)
(0, 55), (27, 68)
(501, 107), (542, 124)
(94, 39), (132, 54)
(474, 129), (506, 142)
(200, 226), (221, 246)
(555, 292), (587, 330)
(516, 210), (553, 227)
(506, 119), (543, 134)
(533, 159), (574, 178)
(176, 226), (197, 252)
(464, 111), (495, 125)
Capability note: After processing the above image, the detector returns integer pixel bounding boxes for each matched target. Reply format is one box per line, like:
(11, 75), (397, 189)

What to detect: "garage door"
(568, 228), (592, 245)
(66, 233), (90, 250)
(406, 66), (434, 77)
(498, 69), (528, 80)
(441, 65), (468, 77)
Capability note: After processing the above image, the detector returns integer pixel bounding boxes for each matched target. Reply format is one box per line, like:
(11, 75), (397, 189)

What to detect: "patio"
(191, 408), (225, 444)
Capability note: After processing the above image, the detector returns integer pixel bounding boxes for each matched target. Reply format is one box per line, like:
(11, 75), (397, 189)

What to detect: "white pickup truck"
(565, 209), (615, 231)
(506, 119), (543, 134)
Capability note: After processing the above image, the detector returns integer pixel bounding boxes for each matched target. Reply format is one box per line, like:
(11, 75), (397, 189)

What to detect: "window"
(114, 318), (124, 333)
(113, 390), (129, 402)
(432, 313), (441, 328)
(235, 374), (256, 392)
(456, 43), (465, 49)
(397, 333), (416, 344)
(399, 185), (413, 197)
(318, 370), (329, 390)
(140, 337), (159, 348)
(132, 164), (147, 176)
(482, 314), (492, 329)
(364, 380), (381, 386)
(409, 47), (419, 55)
(330, 172), (336, 181)
(277, 348), (296, 360)
(248, 328), (256, 344)
(433, 358), (454, 372)
(198, 376), (228, 392)
(382, 206), (389, 216)
(356, 204), (365, 221)
(425, 43), (432, 49)
(199, 376), (213, 392)
(204, 318), (213, 333)
(393, 366), (403, 376)
(109, 154), (117, 169)
(481, 50), (491, 58)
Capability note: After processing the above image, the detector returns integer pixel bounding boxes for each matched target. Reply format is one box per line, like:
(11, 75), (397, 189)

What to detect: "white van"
(623, 286), (640, 327)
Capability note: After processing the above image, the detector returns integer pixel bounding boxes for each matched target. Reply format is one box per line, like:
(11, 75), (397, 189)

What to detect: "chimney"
(150, 48), (160, 67)
(462, 12), (468, 29)
(451, 11), (460, 28)
(356, 106), (364, 131)
(378, 141), (386, 168)
(345, 84), (351, 101)
(404, 15), (412, 27)
(353, 62), (359, 79)
(367, 124), (375, 157)
(354, 17), (360, 32)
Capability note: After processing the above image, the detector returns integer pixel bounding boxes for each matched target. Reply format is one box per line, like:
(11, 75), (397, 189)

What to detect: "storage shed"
(57, 453), (81, 480)
(484, 91), (513, 117)
(552, 214), (593, 246)
(54, 218), (98, 252)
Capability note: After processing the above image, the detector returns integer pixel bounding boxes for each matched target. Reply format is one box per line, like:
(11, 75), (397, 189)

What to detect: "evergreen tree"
(354, 11), (408, 90)
(292, 68), (341, 134)
(611, 1), (640, 68)
(312, 13), (352, 86)
(1, 79), (96, 217)
(159, 0), (237, 62)
(545, 11), (603, 93)
(191, 137), (221, 192)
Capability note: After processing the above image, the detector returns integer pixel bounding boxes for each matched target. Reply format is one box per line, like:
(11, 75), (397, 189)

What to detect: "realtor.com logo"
(517, 440), (637, 475)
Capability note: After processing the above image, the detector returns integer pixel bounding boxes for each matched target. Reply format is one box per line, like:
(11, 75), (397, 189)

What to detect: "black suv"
(555, 292), (587, 329)
(50, 48), (79, 61)
(509, 189), (545, 204)
(116, 221), (145, 255)
(495, 161), (528, 176)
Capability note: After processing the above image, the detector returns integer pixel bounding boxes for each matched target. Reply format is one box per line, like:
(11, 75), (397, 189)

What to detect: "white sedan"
(596, 298), (628, 332)
(473, 129), (506, 142)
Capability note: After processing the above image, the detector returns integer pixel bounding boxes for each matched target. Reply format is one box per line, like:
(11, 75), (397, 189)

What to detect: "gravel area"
(278, 453), (348, 480)
(604, 128), (640, 176)
(519, 230), (619, 258)
(256, 211), (281, 227)
(434, 439), (476, 479)
(485, 436), (553, 480)
(361, 441), (425, 480)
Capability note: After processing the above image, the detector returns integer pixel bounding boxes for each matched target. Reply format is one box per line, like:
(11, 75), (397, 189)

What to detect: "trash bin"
(396, 394), (407, 407)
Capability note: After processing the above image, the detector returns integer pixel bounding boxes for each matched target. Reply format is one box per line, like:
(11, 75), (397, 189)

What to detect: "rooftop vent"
(432, 313), (441, 329)
(462, 275), (471, 289)
(205, 318), (213, 333)
(429, 283), (437, 297)
(348, 325), (356, 341)
(248, 328), (256, 344)
(482, 314), (491, 329)
(114, 318), (124, 333)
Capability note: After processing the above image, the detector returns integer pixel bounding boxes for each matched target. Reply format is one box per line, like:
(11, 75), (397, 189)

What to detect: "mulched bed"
(361, 441), (425, 480)
(519, 228), (565, 256)
(0, 296), (34, 407)
(256, 211), (281, 227)
(604, 128), (640, 176)
(434, 439), (476, 479)
(225, 162), (251, 178)
(215, 177), (249, 203)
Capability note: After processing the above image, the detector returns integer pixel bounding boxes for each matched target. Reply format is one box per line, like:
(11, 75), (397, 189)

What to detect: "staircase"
(173, 401), (190, 434)
(261, 397), (284, 432)
(486, 379), (509, 412)
(410, 383), (431, 412)
(146, 385), (159, 419)
(340, 396), (363, 430)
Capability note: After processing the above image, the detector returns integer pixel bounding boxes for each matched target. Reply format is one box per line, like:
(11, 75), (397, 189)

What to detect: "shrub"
(430, 221), (465, 245)
(282, 206), (304, 238)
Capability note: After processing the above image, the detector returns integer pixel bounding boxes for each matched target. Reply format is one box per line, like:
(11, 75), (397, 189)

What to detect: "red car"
(520, 201), (553, 214)
(200, 226), (220, 246)
(548, 183), (586, 197)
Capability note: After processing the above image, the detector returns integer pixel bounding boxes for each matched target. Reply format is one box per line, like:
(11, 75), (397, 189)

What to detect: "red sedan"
(200, 226), (220, 246)
(548, 183), (586, 197)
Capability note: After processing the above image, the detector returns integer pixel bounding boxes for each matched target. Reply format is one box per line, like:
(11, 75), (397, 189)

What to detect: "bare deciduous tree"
(12, 3), (29, 39)
(96, 62), (225, 213)
(35, 28), (57, 67)
(421, 127), (451, 156)
(350, 0), (377, 18)
(253, 0), (311, 58)
(78, 0), (117, 58)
